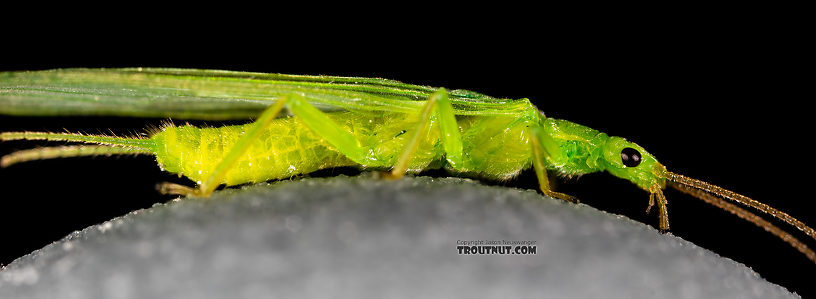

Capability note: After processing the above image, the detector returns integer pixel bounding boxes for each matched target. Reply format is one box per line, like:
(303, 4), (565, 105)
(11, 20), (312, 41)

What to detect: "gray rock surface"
(0, 175), (798, 299)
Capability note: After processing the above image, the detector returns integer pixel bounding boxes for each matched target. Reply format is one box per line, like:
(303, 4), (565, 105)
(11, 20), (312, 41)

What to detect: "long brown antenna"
(664, 171), (816, 242)
(671, 182), (816, 263)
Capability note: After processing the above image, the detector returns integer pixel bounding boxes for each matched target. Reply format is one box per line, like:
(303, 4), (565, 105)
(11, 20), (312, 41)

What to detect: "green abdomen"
(150, 111), (451, 186)
(149, 111), (538, 186)
(152, 116), (356, 185)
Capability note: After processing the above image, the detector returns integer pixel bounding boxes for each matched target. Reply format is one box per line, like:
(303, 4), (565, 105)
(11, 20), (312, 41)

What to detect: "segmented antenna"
(671, 182), (816, 263)
(665, 171), (816, 242)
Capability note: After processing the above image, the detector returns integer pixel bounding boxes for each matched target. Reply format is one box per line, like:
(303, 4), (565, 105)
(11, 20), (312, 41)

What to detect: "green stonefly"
(1, 68), (814, 264)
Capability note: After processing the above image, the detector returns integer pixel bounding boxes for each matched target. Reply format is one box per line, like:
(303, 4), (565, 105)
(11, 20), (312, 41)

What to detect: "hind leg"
(160, 93), (374, 197)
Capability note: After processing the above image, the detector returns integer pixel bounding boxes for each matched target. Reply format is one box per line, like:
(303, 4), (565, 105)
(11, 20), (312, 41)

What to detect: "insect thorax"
(541, 118), (609, 176)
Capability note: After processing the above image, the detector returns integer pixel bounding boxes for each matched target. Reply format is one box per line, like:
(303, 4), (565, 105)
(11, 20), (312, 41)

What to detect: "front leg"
(649, 186), (670, 232)
(529, 126), (579, 203)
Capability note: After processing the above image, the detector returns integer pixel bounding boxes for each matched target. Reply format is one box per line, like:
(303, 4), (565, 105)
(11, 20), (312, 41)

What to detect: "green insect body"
(150, 110), (627, 186)
(0, 68), (813, 265)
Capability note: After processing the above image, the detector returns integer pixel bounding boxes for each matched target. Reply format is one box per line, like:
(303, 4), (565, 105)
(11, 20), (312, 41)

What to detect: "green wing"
(0, 68), (531, 120)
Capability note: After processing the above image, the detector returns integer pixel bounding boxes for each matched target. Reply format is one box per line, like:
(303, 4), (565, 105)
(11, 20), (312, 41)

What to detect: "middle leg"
(388, 88), (469, 178)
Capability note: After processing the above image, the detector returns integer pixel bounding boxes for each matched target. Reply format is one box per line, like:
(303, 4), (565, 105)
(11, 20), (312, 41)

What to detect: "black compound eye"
(620, 147), (642, 167)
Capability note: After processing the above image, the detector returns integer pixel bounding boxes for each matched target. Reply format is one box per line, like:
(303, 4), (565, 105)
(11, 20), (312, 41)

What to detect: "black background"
(1, 15), (813, 297)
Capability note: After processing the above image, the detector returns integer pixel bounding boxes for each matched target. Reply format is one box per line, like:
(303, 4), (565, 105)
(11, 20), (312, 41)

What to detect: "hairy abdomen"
(150, 111), (536, 186)
(151, 111), (448, 186)
(152, 116), (355, 185)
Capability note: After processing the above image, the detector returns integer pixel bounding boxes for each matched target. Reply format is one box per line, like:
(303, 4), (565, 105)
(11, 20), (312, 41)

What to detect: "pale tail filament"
(1, 145), (150, 168)
(1, 131), (154, 168)
(664, 170), (816, 263)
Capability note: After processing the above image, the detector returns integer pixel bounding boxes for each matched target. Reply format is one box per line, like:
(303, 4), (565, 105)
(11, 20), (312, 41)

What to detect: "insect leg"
(285, 93), (369, 164)
(433, 89), (468, 171)
(388, 89), (464, 178)
(650, 187), (670, 232)
(529, 126), (579, 203)
(166, 92), (377, 197)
